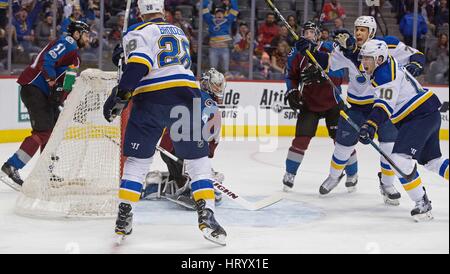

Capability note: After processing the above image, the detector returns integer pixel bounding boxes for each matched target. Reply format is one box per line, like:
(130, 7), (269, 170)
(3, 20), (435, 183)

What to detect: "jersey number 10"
(157, 35), (192, 69)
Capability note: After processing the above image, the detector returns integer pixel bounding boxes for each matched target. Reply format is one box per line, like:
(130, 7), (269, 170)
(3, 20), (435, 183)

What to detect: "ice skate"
(115, 202), (133, 244)
(1, 162), (23, 191)
(282, 172), (295, 192)
(345, 174), (358, 193)
(378, 172), (401, 206)
(319, 173), (345, 195)
(196, 199), (227, 246)
(411, 190), (433, 222)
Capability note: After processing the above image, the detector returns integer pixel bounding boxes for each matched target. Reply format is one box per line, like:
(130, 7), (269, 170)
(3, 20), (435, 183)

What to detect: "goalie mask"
(200, 68), (226, 102)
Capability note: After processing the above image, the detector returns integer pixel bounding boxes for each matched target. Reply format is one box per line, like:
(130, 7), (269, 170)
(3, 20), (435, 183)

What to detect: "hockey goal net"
(15, 69), (126, 218)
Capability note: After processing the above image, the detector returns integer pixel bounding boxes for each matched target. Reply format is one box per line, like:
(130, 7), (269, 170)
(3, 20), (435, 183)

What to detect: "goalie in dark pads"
(283, 21), (358, 191)
(141, 68), (226, 210)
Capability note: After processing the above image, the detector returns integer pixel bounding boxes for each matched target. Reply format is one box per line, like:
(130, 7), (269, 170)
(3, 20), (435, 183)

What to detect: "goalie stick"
(86, 125), (282, 211)
(155, 146), (283, 211)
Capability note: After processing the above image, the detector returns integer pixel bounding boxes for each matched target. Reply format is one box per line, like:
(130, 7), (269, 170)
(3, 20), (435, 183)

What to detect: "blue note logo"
(356, 74), (367, 84)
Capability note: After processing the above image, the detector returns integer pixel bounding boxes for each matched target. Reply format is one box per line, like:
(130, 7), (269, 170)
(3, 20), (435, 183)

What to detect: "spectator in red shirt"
(321, 0), (346, 23)
(258, 12), (280, 51)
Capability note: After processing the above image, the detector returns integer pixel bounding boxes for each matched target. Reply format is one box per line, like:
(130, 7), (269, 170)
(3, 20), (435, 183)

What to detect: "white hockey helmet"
(354, 16), (377, 39)
(359, 39), (389, 67)
(200, 68), (226, 101)
(138, 0), (165, 16)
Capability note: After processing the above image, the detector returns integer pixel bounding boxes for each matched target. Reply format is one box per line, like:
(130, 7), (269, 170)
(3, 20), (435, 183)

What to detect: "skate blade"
(283, 185), (293, 192)
(413, 212), (434, 222)
(202, 228), (226, 246)
(319, 186), (331, 196)
(114, 233), (126, 245)
(383, 196), (400, 206)
(0, 176), (21, 192)
(346, 185), (357, 193)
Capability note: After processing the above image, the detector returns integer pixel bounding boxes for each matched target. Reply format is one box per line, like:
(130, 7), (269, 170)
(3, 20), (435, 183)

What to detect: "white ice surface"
(0, 137), (448, 254)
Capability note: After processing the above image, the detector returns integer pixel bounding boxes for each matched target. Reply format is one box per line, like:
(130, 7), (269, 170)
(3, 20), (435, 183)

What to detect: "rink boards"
(0, 77), (448, 142)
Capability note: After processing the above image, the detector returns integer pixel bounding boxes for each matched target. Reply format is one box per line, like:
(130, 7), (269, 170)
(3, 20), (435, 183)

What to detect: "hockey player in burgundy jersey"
(1, 21), (90, 191)
(282, 21), (358, 192)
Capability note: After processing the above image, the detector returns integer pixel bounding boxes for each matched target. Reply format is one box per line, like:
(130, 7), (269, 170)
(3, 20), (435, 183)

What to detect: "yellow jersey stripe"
(128, 56), (152, 72)
(133, 80), (199, 96)
(391, 91), (434, 124)
(374, 103), (392, 117)
(347, 97), (374, 105)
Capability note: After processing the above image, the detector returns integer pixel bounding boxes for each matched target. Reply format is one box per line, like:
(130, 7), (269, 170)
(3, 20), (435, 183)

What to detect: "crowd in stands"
(0, 0), (448, 84)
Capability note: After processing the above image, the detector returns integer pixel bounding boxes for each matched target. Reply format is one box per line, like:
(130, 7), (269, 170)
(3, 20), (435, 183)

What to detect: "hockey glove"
(359, 121), (377, 145)
(287, 89), (303, 111)
(404, 62), (423, 77)
(112, 43), (125, 68)
(49, 85), (69, 108)
(333, 29), (356, 53)
(301, 65), (325, 85)
(103, 86), (130, 123)
(295, 37), (317, 56)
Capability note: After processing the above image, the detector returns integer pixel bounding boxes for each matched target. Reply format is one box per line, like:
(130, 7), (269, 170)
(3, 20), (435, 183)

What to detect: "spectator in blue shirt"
(400, 8), (428, 52)
(202, 0), (239, 73)
(12, 3), (42, 53)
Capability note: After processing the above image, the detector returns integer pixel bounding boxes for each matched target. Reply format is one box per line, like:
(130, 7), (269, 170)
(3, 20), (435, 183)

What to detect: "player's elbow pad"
(367, 107), (390, 128)
(118, 63), (149, 93)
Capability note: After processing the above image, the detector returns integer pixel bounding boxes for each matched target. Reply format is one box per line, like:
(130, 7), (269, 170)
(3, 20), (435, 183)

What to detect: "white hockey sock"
(391, 153), (425, 202)
(330, 143), (355, 179)
(185, 157), (215, 211)
(379, 142), (396, 186)
(119, 157), (154, 204)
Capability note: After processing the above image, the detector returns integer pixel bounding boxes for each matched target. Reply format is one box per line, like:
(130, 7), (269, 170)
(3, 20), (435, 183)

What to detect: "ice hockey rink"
(0, 137), (448, 254)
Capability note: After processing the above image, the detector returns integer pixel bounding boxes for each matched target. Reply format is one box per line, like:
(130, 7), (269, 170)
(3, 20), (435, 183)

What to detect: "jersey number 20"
(158, 35), (191, 69)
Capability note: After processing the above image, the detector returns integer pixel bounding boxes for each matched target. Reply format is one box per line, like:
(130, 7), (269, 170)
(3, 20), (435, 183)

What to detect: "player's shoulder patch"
(204, 98), (217, 108)
(381, 36), (401, 49)
(372, 56), (397, 87)
(65, 36), (75, 45)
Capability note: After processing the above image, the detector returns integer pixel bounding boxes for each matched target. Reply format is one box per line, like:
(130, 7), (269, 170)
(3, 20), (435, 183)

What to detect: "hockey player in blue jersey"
(358, 40), (448, 221)
(103, 0), (226, 245)
(296, 16), (425, 206)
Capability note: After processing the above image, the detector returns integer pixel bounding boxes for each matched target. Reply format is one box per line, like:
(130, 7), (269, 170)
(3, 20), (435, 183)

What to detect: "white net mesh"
(15, 69), (121, 218)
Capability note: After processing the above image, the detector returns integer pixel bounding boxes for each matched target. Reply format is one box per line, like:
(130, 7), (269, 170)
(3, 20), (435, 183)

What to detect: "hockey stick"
(264, 0), (415, 180)
(117, 0), (133, 82)
(264, 0), (349, 109)
(155, 146), (283, 211)
(339, 111), (416, 181)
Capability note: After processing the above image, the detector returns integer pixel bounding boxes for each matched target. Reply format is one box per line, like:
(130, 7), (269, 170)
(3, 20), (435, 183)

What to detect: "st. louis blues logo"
(356, 74), (367, 84)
